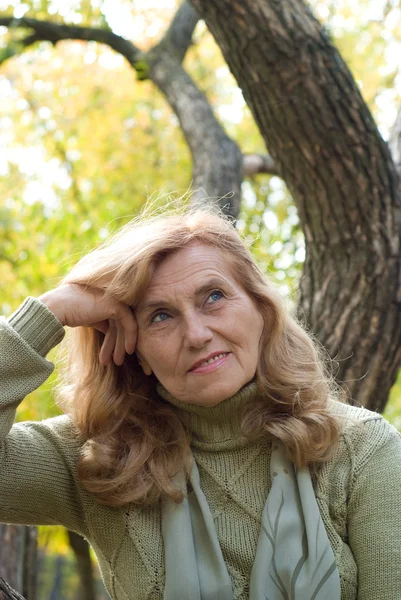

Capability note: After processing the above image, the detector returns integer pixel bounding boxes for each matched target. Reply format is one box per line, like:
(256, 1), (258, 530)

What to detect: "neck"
(156, 381), (259, 451)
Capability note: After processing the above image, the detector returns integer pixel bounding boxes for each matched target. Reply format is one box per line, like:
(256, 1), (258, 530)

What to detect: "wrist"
(38, 291), (66, 326)
(9, 297), (65, 356)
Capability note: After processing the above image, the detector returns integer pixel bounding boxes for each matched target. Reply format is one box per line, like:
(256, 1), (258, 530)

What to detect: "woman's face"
(135, 243), (264, 406)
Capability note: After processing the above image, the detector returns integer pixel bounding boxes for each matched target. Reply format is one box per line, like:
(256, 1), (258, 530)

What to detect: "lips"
(189, 352), (229, 372)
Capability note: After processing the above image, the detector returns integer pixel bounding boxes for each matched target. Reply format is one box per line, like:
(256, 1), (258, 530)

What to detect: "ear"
(136, 352), (153, 376)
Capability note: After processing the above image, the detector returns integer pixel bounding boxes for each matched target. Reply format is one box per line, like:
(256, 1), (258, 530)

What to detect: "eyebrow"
(138, 277), (231, 315)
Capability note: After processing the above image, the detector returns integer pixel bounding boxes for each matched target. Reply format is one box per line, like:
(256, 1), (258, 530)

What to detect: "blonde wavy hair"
(57, 204), (343, 507)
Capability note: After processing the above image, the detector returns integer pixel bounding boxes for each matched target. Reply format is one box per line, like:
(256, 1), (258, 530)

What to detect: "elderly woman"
(1, 207), (401, 600)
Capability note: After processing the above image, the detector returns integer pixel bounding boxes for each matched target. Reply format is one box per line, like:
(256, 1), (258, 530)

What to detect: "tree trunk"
(190, 0), (401, 412)
(67, 531), (97, 600)
(0, 526), (36, 600)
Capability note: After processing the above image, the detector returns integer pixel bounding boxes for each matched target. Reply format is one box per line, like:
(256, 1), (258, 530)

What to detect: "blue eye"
(207, 290), (224, 303)
(151, 312), (170, 323)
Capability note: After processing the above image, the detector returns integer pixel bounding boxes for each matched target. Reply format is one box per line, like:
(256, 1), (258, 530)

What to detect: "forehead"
(146, 244), (234, 293)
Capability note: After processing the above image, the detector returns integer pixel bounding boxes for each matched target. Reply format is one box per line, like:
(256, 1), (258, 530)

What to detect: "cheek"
(256, 311), (264, 339)
(244, 308), (264, 352)
(135, 328), (148, 355)
(137, 329), (177, 372)
(136, 331), (159, 366)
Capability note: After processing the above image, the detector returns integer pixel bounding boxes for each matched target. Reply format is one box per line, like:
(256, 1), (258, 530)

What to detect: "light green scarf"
(161, 441), (341, 599)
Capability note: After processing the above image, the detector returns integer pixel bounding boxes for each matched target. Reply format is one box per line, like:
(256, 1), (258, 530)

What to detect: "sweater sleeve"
(347, 416), (401, 599)
(0, 297), (88, 534)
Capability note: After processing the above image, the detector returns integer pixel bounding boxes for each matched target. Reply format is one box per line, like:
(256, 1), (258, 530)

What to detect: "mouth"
(189, 352), (230, 373)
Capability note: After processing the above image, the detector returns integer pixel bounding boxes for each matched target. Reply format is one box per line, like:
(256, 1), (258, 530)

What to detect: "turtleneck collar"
(156, 381), (260, 451)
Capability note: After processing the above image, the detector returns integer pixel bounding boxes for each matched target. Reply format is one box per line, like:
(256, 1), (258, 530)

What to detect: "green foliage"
(238, 176), (304, 303)
(383, 368), (401, 429)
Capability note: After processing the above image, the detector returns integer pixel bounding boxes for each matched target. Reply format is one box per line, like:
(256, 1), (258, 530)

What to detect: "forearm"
(0, 299), (86, 532)
(0, 297), (65, 437)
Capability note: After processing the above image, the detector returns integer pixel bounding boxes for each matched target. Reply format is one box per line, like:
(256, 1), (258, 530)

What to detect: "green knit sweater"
(1, 297), (401, 600)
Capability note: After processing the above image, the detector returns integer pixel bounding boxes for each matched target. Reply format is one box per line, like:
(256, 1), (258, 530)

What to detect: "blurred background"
(1, 0), (401, 597)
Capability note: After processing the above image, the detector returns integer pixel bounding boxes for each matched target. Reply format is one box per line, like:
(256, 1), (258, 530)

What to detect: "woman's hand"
(39, 283), (137, 366)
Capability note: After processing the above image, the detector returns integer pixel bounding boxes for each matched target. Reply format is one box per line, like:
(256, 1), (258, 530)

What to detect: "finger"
(99, 321), (117, 365)
(93, 320), (109, 335)
(113, 320), (127, 366)
(125, 313), (137, 355)
(112, 304), (137, 355)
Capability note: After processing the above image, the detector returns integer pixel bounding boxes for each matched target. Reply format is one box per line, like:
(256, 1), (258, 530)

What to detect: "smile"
(189, 352), (230, 374)
(199, 353), (228, 367)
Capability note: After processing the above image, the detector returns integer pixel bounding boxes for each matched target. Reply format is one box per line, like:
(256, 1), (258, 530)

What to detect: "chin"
(189, 382), (244, 407)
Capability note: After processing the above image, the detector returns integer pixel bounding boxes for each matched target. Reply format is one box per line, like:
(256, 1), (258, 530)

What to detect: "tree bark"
(0, 578), (26, 600)
(0, 526), (36, 600)
(190, 0), (401, 412)
(21, 528), (36, 600)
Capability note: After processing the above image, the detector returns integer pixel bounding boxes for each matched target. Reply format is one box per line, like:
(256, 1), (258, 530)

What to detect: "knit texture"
(1, 297), (401, 599)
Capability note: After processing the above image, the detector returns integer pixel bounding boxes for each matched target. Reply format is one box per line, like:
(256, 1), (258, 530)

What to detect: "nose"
(183, 310), (213, 349)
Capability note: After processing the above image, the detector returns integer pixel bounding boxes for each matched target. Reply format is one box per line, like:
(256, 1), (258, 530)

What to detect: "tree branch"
(0, 5), (244, 217)
(0, 578), (26, 600)
(0, 17), (141, 66)
(159, 0), (200, 63)
(243, 153), (279, 177)
(147, 48), (243, 217)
